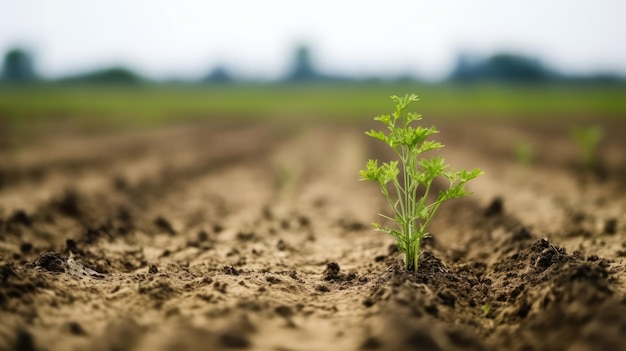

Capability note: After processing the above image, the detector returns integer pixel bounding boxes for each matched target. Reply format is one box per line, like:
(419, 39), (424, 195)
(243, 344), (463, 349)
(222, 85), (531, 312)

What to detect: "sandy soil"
(1, 118), (626, 351)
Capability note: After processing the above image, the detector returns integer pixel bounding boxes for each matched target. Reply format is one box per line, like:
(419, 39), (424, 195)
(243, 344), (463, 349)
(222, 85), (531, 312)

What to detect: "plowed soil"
(1, 118), (626, 351)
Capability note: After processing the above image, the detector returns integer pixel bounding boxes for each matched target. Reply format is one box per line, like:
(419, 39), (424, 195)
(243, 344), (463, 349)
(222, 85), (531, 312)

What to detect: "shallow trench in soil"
(1, 119), (626, 351)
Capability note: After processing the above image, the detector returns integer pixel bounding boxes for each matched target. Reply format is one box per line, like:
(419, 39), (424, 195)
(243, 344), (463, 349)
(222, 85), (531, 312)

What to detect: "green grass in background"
(1, 83), (625, 129)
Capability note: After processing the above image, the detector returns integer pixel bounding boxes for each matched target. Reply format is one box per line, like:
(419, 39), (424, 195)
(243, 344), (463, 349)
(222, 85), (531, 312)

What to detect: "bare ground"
(1, 118), (626, 351)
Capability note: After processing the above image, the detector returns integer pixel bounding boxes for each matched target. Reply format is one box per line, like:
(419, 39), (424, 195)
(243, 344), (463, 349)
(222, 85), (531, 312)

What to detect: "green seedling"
(277, 163), (297, 196)
(481, 303), (491, 317)
(515, 141), (533, 166)
(359, 94), (483, 271)
(571, 125), (603, 168)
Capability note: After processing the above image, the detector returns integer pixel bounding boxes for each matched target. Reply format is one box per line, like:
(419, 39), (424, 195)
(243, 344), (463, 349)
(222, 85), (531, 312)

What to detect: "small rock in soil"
(339, 219), (366, 231)
(298, 215), (310, 227)
(154, 216), (176, 235)
(484, 196), (504, 217)
(236, 231), (255, 241)
(276, 239), (289, 251)
(9, 210), (32, 227)
(197, 230), (210, 242)
(266, 276), (281, 284)
(603, 218), (617, 235)
(20, 242), (33, 253)
(148, 264), (159, 274)
(67, 321), (87, 335)
(274, 305), (293, 318)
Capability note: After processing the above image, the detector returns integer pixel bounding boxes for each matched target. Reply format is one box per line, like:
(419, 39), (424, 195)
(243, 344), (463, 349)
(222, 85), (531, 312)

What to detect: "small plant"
(571, 125), (603, 168)
(359, 94), (483, 271)
(481, 303), (491, 317)
(514, 140), (533, 167)
(276, 163), (298, 196)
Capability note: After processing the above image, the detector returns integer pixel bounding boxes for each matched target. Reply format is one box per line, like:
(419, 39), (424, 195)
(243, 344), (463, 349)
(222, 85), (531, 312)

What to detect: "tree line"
(2, 46), (624, 85)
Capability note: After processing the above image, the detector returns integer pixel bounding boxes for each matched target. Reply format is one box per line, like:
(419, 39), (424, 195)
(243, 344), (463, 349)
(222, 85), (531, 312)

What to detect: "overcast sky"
(1, 0), (625, 81)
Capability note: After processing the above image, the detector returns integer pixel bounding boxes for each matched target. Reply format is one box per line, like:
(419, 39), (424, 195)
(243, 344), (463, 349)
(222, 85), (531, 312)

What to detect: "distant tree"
(484, 54), (549, 81)
(286, 45), (319, 82)
(60, 66), (143, 84)
(204, 65), (232, 84)
(1, 48), (37, 82)
(449, 54), (479, 82)
(450, 53), (551, 83)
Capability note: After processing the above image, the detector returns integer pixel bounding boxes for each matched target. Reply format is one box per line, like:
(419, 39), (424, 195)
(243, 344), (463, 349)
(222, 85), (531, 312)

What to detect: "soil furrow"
(1, 120), (625, 351)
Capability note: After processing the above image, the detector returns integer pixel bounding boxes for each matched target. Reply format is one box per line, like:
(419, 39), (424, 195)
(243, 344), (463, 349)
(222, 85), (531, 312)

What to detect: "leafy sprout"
(515, 141), (533, 167)
(360, 94), (483, 271)
(571, 125), (603, 168)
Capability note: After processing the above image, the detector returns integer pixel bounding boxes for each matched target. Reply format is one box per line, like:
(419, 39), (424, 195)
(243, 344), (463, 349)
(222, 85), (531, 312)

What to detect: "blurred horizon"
(2, 0), (626, 82)
(1, 0), (625, 132)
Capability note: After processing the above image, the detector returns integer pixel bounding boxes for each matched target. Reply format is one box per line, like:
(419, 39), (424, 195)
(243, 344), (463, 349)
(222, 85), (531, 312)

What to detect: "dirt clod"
(484, 197), (504, 217)
(9, 210), (32, 227)
(67, 321), (87, 335)
(323, 262), (341, 281)
(33, 251), (67, 273)
(604, 218), (618, 234)
(154, 216), (176, 235)
(274, 305), (293, 318)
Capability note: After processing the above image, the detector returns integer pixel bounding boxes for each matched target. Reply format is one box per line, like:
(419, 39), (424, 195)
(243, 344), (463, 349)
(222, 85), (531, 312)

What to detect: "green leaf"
(406, 112), (422, 123)
(380, 160), (399, 184)
(359, 159), (382, 181)
(390, 95), (402, 104)
(418, 140), (444, 153)
(420, 156), (448, 177)
(374, 114), (392, 126)
(442, 186), (469, 199)
(365, 130), (388, 144)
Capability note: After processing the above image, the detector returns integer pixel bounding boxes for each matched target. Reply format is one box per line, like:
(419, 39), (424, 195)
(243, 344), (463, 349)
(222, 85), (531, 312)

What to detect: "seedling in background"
(515, 141), (533, 166)
(481, 303), (491, 317)
(359, 94), (483, 271)
(571, 125), (603, 168)
(277, 163), (298, 196)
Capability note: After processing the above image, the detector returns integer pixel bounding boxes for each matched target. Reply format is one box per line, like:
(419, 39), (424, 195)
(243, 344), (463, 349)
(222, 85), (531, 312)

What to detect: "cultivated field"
(1, 85), (626, 350)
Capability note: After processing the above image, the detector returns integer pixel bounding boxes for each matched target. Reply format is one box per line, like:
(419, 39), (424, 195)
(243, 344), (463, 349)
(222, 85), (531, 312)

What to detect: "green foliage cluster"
(360, 94), (483, 271)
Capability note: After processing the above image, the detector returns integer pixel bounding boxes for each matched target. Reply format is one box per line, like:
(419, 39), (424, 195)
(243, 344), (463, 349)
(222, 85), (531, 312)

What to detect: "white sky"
(1, 0), (625, 81)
